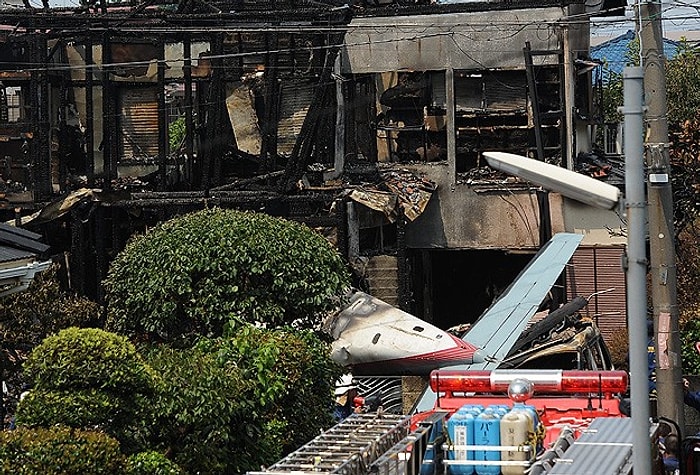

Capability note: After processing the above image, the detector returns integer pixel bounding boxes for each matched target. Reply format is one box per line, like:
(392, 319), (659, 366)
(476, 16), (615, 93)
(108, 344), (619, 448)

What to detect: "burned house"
(0, 0), (626, 340)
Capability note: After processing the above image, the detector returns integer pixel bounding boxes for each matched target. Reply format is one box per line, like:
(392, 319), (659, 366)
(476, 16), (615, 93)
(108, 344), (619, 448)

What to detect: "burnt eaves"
(354, 0), (584, 18)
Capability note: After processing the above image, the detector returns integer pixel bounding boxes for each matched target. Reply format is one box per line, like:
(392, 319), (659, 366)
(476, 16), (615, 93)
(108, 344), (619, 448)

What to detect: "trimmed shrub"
(199, 326), (341, 456)
(16, 327), (156, 451)
(0, 426), (126, 474)
(104, 208), (350, 341)
(20, 327), (153, 392)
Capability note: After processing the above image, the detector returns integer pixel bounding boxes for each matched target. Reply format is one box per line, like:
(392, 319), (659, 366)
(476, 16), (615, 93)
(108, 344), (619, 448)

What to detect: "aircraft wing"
(461, 232), (584, 370)
(411, 232), (584, 412)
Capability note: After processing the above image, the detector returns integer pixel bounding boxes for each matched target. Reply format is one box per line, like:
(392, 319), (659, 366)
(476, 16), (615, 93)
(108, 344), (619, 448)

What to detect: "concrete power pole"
(640, 1), (684, 432)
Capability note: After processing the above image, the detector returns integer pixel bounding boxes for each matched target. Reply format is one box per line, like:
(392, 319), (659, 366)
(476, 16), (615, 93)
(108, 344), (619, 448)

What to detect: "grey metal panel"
(0, 245), (34, 263)
(341, 9), (564, 74)
(548, 417), (656, 474)
(455, 72), (527, 111)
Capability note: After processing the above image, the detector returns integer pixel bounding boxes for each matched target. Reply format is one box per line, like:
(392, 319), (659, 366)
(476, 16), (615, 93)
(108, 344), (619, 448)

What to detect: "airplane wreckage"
(323, 232), (613, 413)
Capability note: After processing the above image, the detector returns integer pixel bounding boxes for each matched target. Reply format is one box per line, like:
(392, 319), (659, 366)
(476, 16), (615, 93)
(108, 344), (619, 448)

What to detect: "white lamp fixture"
(483, 151), (621, 210)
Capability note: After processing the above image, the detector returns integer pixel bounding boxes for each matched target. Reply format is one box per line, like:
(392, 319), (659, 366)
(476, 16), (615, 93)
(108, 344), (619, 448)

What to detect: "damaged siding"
(566, 246), (627, 343)
(120, 88), (159, 161)
(278, 80), (314, 155)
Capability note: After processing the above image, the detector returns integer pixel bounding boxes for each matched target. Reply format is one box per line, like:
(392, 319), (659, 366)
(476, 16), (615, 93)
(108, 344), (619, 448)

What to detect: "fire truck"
(247, 368), (667, 475)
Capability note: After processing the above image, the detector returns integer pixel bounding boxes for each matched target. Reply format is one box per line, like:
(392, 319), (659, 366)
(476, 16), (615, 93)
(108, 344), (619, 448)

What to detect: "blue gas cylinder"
(488, 404), (510, 417)
(447, 410), (476, 475)
(474, 409), (501, 475)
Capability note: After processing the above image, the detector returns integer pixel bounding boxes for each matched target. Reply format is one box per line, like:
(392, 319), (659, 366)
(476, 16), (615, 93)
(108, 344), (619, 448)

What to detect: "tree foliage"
(16, 327), (156, 451)
(104, 208), (351, 342)
(127, 451), (184, 475)
(142, 327), (340, 474)
(666, 42), (700, 126)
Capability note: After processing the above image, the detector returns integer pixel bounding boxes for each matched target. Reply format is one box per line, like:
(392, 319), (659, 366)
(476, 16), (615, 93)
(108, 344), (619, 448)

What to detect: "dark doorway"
(409, 248), (535, 330)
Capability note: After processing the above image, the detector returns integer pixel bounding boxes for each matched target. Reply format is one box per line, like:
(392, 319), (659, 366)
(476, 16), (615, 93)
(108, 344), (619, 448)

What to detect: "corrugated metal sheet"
(277, 80), (313, 155)
(455, 72), (527, 112)
(566, 246), (627, 344)
(548, 417), (658, 474)
(120, 88), (159, 160)
(0, 246), (34, 263)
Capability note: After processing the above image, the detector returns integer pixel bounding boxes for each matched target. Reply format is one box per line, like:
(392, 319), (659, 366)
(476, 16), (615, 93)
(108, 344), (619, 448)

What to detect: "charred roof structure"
(0, 0), (628, 339)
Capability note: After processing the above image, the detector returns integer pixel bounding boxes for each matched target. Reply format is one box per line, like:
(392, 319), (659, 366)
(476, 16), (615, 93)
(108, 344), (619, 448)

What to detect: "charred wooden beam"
(157, 39), (167, 191)
(210, 170), (285, 191)
(279, 39), (341, 193)
(183, 37), (194, 184)
(260, 31), (280, 174)
(29, 31), (52, 201)
(58, 46), (70, 190)
(85, 38), (96, 186)
(70, 207), (88, 297)
(101, 31), (115, 189)
(396, 209), (410, 312)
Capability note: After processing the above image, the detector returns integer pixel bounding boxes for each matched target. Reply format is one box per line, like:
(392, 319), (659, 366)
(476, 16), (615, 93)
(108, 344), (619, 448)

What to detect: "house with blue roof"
(591, 30), (680, 82)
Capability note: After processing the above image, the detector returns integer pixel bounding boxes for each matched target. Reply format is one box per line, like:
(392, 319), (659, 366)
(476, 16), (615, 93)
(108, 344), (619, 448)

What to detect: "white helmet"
(334, 374), (356, 396)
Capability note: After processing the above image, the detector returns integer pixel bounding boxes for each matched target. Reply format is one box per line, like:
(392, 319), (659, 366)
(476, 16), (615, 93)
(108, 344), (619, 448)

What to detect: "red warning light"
(429, 369), (628, 395)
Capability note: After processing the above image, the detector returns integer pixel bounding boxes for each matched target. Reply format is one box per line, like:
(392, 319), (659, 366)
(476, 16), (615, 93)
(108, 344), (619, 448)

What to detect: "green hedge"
(0, 426), (127, 474)
(21, 327), (154, 393)
(127, 451), (183, 475)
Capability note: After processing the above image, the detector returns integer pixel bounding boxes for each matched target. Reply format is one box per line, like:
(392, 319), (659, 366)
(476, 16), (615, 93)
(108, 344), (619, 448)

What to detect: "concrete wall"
(397, 162), (625, 250)
(563, 199), (626, 246)
(342, 8), (565, 73)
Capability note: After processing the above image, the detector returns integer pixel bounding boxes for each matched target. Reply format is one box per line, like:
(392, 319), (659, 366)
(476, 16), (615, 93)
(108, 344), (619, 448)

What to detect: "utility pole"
(623, 67), (653, 474)
(640, 1), (684, 433)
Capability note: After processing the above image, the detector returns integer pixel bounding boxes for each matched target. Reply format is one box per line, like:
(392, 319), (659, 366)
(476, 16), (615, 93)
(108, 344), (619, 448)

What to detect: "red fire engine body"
(414, 369), (628, 446)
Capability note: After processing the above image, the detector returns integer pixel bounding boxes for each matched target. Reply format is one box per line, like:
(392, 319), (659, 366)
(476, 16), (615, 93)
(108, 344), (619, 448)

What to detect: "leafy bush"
(142, 343), (247, 474)
(21, 327), (153, 391)
(681, 310), (700, 375)
(0, 426), (126, 474)
(168, 116), (186, 153)
(127, 451), (183, 475)
(222, 326), (341, 453)
(16, 327), (156, 451)
(104, 208), (350, 341)
(142, 327), (340, 474)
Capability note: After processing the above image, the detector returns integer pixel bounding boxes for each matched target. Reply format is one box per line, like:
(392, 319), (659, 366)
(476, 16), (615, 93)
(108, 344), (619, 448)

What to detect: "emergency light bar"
(429, 369), (628, 395)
